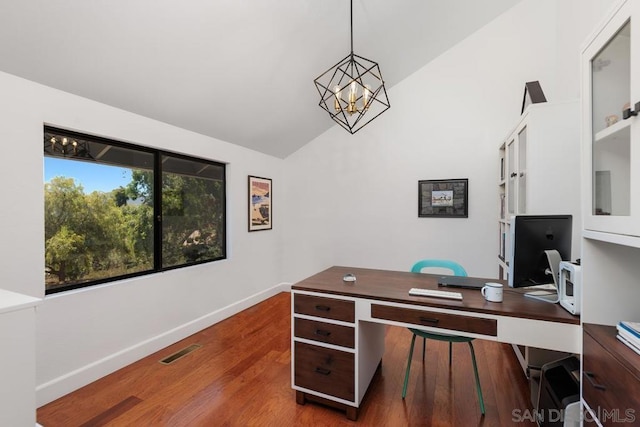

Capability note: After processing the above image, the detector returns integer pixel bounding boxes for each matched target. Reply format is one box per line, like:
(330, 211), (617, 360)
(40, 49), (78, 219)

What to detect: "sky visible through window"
(44, 157), (132, 193)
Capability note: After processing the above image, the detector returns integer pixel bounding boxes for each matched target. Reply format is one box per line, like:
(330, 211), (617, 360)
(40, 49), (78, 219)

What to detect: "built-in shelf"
(580, 2), (640, 423)
(583, 229), (640, 249)
(594, 118), (630, 143)
(497, 101), (580, 400)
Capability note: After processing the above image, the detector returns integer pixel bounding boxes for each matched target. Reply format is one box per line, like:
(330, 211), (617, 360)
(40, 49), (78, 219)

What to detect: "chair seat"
(408, 328), (475, 343)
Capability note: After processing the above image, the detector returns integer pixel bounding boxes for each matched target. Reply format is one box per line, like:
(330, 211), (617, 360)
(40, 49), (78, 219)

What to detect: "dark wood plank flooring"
(37, 292), (536, 426)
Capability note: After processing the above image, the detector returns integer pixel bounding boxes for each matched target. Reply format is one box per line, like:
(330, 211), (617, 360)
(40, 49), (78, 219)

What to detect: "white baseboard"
(36, 282), (292, 407)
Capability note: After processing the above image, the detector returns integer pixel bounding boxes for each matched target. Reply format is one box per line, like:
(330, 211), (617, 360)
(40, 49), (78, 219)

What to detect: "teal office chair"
(403, 259), (485, 415)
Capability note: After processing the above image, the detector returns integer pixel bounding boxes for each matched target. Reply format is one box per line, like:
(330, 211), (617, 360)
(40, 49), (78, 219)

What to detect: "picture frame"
(248, 176), (272, 231)
(418, 178), (468, 218)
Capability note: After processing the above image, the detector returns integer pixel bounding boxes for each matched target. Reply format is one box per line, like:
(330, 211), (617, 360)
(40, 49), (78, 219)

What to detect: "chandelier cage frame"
(313, 0), (390, 134)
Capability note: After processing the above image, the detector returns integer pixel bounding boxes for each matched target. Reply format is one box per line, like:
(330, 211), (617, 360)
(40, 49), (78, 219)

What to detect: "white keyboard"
(409, 288), (463, 300)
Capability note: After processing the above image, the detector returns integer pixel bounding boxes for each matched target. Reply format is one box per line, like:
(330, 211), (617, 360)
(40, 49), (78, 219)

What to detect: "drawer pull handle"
(419, 316), (440, 324)
(315, 367), (331, 376)
(584, 371), (606, 391)
(315, 305), (331, 312)
(315, 329), (331, 337)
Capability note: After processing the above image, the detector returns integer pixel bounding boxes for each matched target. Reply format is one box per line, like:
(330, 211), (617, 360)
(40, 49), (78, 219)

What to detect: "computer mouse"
(343, 273), (356, 282)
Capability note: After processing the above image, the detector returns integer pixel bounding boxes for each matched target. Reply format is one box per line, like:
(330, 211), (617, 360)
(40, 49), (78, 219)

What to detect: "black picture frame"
(418, 179), (468, 218)
(248, 175), (272, 231)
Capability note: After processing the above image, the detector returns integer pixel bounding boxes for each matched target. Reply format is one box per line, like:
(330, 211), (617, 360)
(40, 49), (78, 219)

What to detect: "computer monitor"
(508, 215), (572, 303)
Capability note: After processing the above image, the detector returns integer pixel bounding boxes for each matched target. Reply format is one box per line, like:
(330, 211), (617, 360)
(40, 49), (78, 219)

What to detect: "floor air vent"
(159, 344), (202, 365)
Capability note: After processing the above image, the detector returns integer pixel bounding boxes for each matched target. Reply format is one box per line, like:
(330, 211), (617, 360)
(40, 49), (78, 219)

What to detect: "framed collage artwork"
(418, 178), (468, 218)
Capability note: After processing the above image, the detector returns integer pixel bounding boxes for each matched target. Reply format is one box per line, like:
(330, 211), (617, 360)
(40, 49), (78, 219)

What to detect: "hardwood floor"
(37, 292), (536, 426)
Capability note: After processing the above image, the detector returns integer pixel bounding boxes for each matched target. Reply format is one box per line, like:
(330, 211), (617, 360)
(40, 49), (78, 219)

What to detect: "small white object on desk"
(408, 288), (462, 300)
(343, 273), (356, 282)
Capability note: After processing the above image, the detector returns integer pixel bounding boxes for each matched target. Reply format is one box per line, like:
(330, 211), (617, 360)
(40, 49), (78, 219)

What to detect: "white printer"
(558, 261), (581, 315)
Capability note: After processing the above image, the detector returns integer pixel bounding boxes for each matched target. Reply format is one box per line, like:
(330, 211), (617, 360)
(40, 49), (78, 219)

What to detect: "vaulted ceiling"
(0, 0), (520, 158)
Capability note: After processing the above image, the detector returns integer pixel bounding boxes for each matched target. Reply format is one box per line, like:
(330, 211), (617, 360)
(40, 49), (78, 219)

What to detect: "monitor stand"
(524, 250), (561, 304)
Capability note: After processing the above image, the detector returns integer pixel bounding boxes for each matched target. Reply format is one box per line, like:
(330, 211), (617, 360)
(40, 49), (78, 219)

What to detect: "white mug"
(482, 282), (503, 303)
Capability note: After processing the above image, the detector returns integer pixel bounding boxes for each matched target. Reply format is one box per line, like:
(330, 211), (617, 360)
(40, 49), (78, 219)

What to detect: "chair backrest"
(410, 259), (467, 277)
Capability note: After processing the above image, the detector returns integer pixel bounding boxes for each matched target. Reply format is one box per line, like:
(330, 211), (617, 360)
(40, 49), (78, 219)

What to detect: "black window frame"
(44, 125), (227, 294)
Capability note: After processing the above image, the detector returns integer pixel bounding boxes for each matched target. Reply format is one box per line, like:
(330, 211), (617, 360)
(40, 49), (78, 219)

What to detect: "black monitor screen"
(508, 215), (572, 288)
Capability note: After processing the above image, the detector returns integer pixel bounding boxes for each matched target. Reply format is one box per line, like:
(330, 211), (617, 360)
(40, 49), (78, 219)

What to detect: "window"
(44, 126), (226, 294)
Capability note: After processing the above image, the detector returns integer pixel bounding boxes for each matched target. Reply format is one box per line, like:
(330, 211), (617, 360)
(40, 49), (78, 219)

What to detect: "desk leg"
(345, 406), (358, 421)
(295, 391), (359, 420)
(295, 390), (306, 406)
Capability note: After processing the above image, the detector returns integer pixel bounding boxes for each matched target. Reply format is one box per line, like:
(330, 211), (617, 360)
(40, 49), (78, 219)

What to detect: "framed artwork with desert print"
(418, 178), (468, 218)
(249, 176), (272, 231)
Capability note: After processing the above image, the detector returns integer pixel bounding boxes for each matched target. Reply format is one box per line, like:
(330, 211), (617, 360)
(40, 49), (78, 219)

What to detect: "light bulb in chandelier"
(363, 84), (372, 110)
(333, 81), (375, 116)
(334, 85), (342, 112)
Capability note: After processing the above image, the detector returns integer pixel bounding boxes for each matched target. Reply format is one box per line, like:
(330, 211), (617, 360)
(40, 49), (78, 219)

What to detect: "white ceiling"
(0, 0), (520, 158)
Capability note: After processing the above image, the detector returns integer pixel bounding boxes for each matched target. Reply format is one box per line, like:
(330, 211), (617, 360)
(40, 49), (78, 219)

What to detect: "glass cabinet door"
(590, 20), (630, 217)
(507, 138), (516, 215)
(517, 126), (527, 214)
(583, 0), (640, 238)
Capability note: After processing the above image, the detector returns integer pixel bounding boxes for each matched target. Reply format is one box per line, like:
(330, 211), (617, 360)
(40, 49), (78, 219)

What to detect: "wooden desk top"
(292, 266), (580, 325)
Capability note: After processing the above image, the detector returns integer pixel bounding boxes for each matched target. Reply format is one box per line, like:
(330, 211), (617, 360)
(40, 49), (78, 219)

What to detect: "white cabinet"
(580, 1), (640, 425)
(581, 0), (640, 321)
(504, 123), (527, 216)
(497, 101), (582, 279)
(497, 102), (582, 388)
(582, 0), (640, 242)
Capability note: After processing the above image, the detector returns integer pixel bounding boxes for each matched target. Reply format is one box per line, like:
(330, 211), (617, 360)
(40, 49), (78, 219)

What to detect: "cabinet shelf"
(583, 229), (640, 248)
(594, 117), (630, 143)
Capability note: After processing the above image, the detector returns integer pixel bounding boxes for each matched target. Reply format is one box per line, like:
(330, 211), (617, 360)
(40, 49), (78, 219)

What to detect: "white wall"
(554, 0), (622, 102)
(0, 71), (287, 405)
(282, 0), (616, 284)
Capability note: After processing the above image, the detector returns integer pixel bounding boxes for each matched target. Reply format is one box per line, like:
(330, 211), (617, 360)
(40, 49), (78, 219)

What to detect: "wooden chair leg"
(402, 333), (418, 399)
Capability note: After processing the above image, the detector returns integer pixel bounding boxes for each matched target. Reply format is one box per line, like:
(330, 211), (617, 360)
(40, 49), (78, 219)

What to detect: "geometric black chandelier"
(314, 0), (390, 134)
